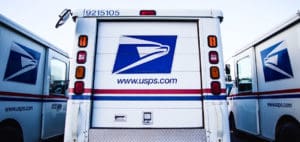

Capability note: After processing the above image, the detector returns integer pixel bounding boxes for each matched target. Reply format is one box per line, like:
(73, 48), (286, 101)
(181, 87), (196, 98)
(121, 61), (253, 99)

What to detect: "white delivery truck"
(58, 9), (229, 142)
(0, 14), (69, 142)
(226, 11), (300, 142)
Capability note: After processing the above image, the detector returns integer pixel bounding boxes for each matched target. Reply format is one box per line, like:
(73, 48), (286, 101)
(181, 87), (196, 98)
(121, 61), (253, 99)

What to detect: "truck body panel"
(0, 14), (69, 142)
(227, 12), (300, 141)
(64, 9), (229, 142)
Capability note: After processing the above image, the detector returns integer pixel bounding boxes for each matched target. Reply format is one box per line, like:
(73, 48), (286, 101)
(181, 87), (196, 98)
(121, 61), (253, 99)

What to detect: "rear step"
(89, 128), (206, 142)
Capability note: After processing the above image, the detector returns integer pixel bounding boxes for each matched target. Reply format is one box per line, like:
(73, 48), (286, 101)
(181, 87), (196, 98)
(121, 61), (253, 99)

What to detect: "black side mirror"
(225, 64), (230, 74)
(225, 64), (232, 82)
(55, 9), (72, 28)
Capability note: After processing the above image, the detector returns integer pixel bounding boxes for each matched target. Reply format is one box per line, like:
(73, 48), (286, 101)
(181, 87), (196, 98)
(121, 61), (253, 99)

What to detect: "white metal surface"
(64, 9), (229, 142)
(73, 9), (223, 19)
(92, 21), (203, 128)
(227, 12), (300, 141)
(0, 14), (69, 142)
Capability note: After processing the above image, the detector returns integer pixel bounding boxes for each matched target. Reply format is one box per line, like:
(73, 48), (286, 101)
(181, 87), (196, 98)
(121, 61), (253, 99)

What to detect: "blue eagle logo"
(113, 35), (177, 74)
(4, 42), (41, 84)
(260, 41), (293, 82)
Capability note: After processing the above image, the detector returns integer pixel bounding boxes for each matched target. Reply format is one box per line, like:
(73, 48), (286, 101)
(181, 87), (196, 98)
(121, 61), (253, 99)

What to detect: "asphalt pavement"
(231, 131), (268, 142)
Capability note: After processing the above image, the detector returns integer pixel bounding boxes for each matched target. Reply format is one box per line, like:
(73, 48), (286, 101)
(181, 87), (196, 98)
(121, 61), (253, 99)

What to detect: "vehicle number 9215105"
(83, 9), (120, 16)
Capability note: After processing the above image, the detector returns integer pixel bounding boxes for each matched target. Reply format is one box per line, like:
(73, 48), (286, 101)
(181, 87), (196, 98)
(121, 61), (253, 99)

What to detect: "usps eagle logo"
(260, 41), (293, 82)
(4, 42), (40, 84)
(113, 35), (177, 74)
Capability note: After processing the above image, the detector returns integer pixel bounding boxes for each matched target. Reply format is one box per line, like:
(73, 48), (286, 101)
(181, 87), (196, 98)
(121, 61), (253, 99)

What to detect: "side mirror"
(225, 64), (232, 82)
(225, 64), (230, 74)
(55, 9), (72, 28)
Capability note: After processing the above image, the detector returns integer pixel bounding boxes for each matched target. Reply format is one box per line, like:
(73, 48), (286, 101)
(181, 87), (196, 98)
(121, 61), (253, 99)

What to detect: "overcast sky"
(0, 0), (299, 60)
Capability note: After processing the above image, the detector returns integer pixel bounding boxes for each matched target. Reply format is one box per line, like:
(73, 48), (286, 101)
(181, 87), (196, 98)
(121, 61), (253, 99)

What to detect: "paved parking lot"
(231, 132), (268, 142)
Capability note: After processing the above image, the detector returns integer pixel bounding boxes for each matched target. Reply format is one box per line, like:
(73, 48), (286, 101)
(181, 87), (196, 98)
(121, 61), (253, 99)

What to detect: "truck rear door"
(92, 20), (203, 128)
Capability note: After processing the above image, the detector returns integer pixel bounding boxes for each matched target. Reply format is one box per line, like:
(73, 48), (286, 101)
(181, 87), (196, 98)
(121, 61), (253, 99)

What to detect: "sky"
(0, 0), (299, 60)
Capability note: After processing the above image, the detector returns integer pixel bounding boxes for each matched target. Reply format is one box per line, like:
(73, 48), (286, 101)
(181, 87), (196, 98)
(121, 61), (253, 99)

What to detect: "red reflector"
(77, 51), (86, 64)
(140, 10), (156, 16)
(211, 81), (221, 95)
(74, 81), (84, 94)
(209, 51), (219, 64)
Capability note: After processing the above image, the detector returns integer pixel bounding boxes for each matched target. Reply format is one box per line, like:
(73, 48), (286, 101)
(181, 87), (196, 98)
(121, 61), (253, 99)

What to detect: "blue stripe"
(0, 97), (67, 102)
(70, 95), (91, 100)
(232, 96), (258, 100)
(43, 99), (67, 102)
(204, 95), (227, 100)
(260, 94), (300, 99)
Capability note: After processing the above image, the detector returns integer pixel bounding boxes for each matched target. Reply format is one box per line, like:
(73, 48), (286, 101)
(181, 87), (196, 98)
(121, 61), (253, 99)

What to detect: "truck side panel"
(255, 22), (300, 139)
(0, 15), (68, 142)
(0, 23), (46, 142)
(227, 13), (300, 141)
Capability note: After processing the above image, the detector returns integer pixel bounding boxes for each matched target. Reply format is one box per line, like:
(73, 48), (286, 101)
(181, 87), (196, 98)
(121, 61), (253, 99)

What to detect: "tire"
(229, 114), (236, 132)
(0, 125), (23, 142)
(276, 122), (300, 142)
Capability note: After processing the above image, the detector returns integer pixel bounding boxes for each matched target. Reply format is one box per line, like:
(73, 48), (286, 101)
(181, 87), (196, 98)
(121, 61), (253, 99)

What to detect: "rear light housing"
(140, 10), (156, 16)
(78, 35), (88, 47)
(211, 81), (221, 95)
(209, 51), (219, 64)
(208, 35), (217, 47)
(75, 66), (85, 79)
(210, 66), (220, 79)
(77, 51), (87, 64)
(74, 81), (84, 94)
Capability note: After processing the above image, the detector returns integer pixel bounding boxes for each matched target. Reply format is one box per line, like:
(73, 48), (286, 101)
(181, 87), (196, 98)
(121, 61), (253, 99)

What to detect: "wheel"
(229, 113), (236, 132)
(276, 122), (300, 142)
(0, 125), (23, 142)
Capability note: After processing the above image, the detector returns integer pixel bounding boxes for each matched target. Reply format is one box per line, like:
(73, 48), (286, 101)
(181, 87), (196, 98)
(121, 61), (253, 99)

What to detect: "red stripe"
(68, 88), (93, 93)
(94, 89), (202, 94)
(0, 91), (67, 99)
(258, 88), (300, 95)
(0, 91), (43, 98)
(229, 88), (300, 97)
(68, 88), (226, 94)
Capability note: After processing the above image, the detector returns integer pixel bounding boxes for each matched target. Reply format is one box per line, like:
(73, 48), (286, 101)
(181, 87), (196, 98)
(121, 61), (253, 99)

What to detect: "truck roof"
(73, 9), (223, 22)
(0, 14), (69, 57)
(232, 11), (300, 57)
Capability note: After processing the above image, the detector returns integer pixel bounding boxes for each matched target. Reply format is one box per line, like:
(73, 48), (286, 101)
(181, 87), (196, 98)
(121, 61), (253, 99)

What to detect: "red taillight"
(77, 51), (87, 64)
(211, 81), (221, 95)
(74, 81), (84, 94)
(209, 51), (219, 64)
(140, 10), (156, 16)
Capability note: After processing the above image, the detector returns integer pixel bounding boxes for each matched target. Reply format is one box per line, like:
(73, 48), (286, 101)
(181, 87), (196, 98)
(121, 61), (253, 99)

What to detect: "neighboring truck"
(226, 11), (300, 142)
(58, 9), (230, 142)
(0, 14), (69, 142)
